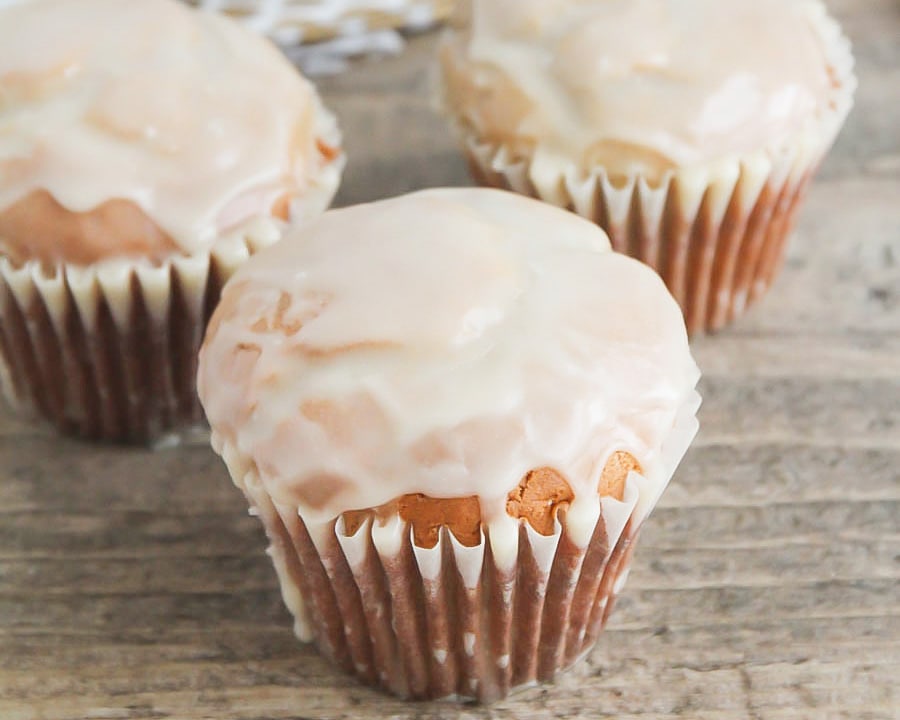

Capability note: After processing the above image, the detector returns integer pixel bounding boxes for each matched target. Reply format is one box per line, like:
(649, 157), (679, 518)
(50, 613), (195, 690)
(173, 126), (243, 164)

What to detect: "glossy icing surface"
(0, 0), (341, 261)
(442, 0), (835, 178)
(199, 188), (699, 524)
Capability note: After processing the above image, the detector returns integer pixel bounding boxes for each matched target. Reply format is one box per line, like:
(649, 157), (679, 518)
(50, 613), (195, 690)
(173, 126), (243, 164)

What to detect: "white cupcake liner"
(189, 0), (454, 46)
(446, 3), (856, 335)
(214, 388), (700, 702)
(0, 226), (272, 443)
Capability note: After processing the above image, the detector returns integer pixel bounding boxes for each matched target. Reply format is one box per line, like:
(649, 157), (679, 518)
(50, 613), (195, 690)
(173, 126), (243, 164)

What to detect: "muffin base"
(213, 387), (700, 702)
(464, 142), (817, 336)
(242, 472), (640, 702)
(0, 229), (279, 444)
(445, 1), (856, 336)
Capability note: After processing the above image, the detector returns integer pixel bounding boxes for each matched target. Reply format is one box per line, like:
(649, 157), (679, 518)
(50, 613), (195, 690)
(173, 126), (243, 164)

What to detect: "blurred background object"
(186, 0), (455, 74)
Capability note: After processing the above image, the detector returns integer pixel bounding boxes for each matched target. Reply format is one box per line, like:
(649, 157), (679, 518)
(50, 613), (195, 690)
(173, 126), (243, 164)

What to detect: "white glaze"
(0, 0), (341, 258)
(199, 189), (700, 527)
(442, 0), (837, 180)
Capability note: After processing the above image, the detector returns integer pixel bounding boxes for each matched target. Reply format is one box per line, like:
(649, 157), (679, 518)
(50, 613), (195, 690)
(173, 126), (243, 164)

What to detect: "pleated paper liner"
(189, 0), (455, 45)
(0, 224), (282, 444)
(213, 388), (700, 702)
(242, 473), (640, 702)
(447, 2), (856, 336)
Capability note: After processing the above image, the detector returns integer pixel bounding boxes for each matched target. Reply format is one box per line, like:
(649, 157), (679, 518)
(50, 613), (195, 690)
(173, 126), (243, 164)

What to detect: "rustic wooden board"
(1, 1), (898, 718)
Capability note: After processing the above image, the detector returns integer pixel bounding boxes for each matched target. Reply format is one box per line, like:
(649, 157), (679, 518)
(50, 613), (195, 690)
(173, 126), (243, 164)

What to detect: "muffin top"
(0, 0), (341, 265)
(199, 188), (699, 525)
(442, 0), (837, 180)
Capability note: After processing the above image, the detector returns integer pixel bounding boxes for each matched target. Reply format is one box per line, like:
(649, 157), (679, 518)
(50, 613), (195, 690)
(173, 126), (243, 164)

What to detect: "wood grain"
(1, 1), (898, 718)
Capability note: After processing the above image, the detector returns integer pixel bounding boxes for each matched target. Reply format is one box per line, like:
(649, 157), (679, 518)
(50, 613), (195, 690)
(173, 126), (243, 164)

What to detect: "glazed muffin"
(187, 0), (455, 46)
(0, 0), (343, 442)
(439, 0), (856, 334)
(198, 188), (701, 701)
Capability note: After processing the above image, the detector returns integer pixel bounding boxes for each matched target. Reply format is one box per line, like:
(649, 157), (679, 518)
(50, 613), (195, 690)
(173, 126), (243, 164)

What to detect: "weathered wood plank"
(1, 530), (895, 596)
(1, 612), (897, 670)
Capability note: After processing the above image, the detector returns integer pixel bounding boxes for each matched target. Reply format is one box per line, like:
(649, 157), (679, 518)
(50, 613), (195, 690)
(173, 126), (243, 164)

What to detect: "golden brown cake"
(439, 0), (856, 334)
(198, 188), (701, 701)
(0, 0), (343, 442)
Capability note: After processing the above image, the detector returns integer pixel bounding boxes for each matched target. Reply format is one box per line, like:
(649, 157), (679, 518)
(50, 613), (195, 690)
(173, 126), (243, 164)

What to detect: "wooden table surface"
(1, 1), (898, 718)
